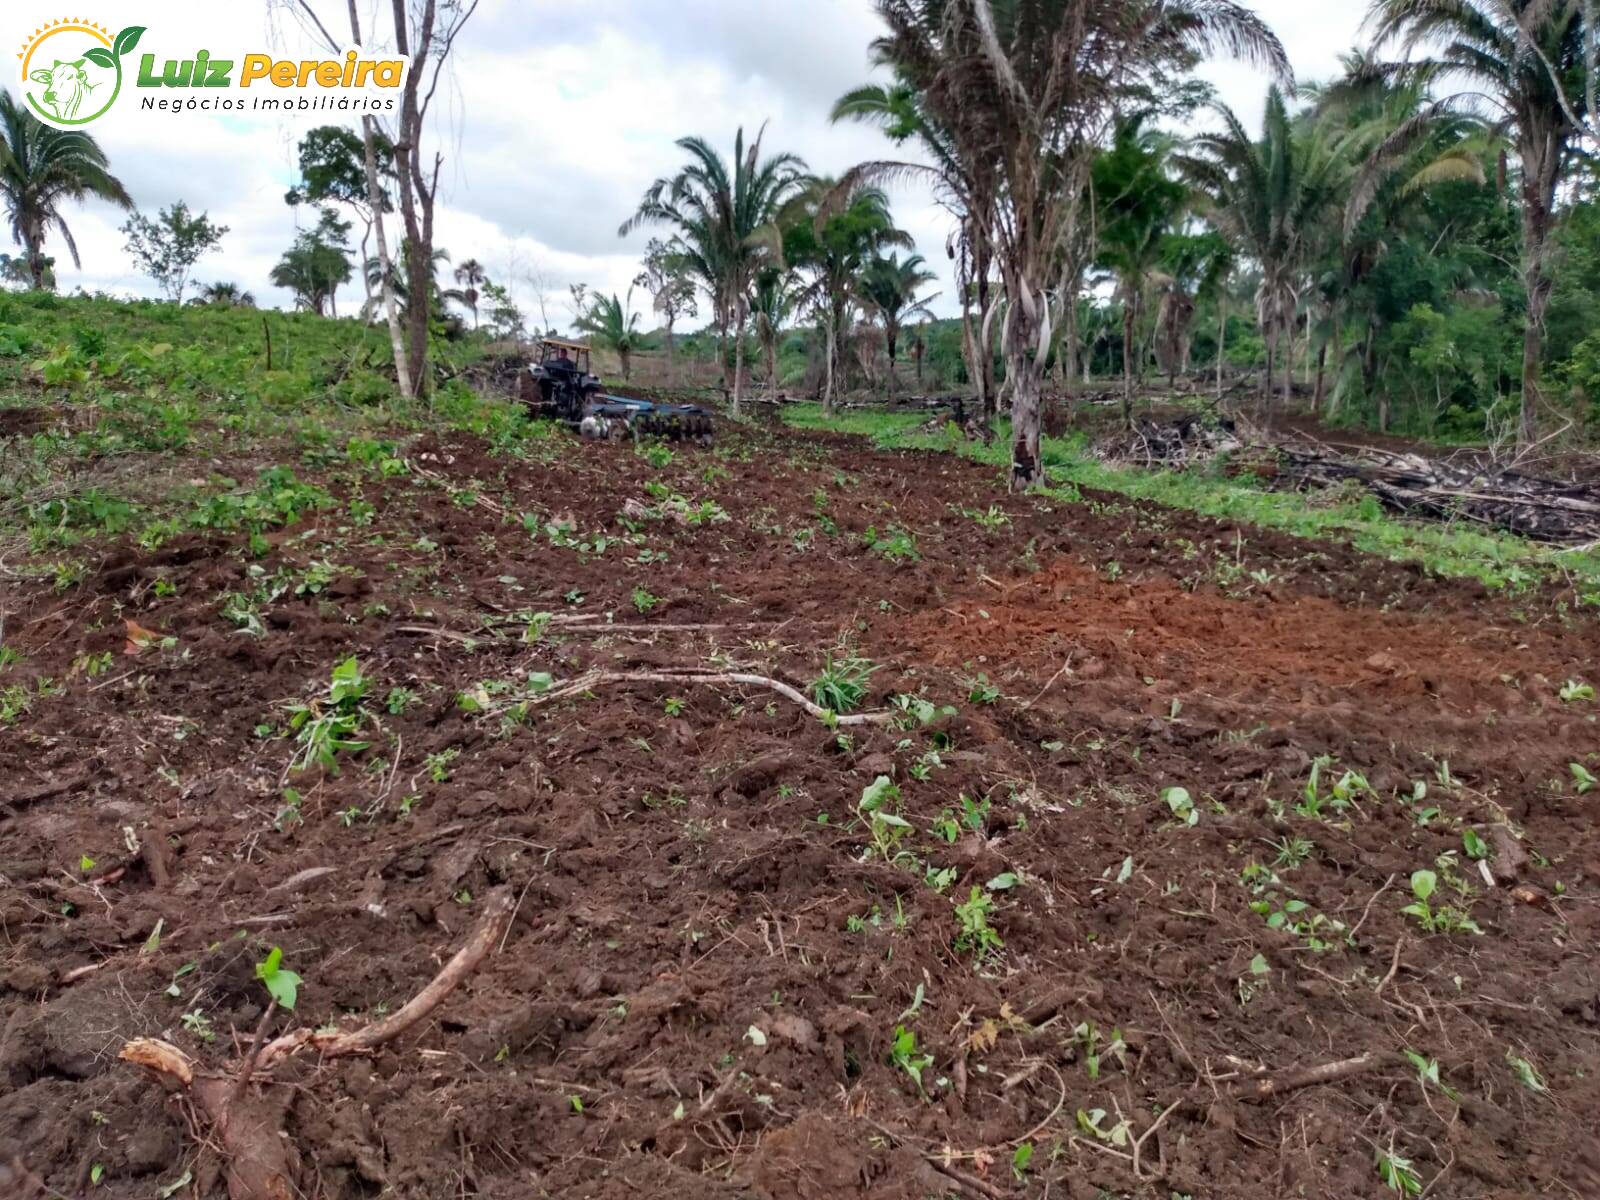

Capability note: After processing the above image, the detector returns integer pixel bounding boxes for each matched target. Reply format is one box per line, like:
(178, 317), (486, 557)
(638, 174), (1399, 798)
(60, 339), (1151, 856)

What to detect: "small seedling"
(1163, 786), (1198, 826)
(663, 696), (685, 717)
(889, 1025), (934, 1094)
(1011, 1142), (1033, 1180)
(631, 586), (660, 614)
(1376, 1147), (1422, 1195)
(1571, 763), (1596, 794)
(1559, 680), (1594, 702)
(964, 673), (1000, 704)
(1403, 1050), (1460, 1101)
(953, 887), (1003, 962)
(810, 651), (876, 714)
(1461, 828), (1490, 861)
(283, 657), (370, 774)
(255, 946), (301, 1011)
(1400, 870), (1482, 936)
(858, 776), (912, 864)
(1506, 1049), (1547, 1093)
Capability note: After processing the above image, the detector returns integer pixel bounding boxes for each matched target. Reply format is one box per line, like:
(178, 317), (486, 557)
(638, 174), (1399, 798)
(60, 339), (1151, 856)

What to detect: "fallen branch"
(534, 669), (896, 726)
(120, 887), (514, 1200)
(1232, 1051), (1392, 1102)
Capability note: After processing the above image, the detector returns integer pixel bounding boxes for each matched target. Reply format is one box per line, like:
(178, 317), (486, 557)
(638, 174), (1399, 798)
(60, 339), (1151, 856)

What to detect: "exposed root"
(120, 886), (515, 1200)
(535, 668), (897, 726)
(1233, 1051), (1391, 1102)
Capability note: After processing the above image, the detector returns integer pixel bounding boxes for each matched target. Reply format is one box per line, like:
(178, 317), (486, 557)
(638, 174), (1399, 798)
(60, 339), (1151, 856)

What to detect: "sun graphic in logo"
(17, 19), (145, 128)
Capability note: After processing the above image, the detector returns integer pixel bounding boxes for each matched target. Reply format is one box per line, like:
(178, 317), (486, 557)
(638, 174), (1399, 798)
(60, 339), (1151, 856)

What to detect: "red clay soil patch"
(2, 424), (1598, 1200)
(898, 557), (1547, 711)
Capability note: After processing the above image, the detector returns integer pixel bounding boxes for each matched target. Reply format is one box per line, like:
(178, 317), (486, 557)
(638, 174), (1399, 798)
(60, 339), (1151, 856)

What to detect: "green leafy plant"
(1163, 786), (1198, 826)
(255, 946), (301, 1011)
(1559, 679), (1594, 702)
(1400, 869), (1482, 936)
(1403, 1050), (1460, 1101)
(1506, 1049), (1547, 1093)
(858, 776), (912, 864)
(953, 887), (1003, 962)
(1571, 763), (1596, 794)
(283, 657), (370, 774)
(1376, 1147), (1422, 1195)
(810, 650), (876, 714)
(888, 1025), (934, 1095)
(862, 525), (920, 562)
(631, 585), (660, 613)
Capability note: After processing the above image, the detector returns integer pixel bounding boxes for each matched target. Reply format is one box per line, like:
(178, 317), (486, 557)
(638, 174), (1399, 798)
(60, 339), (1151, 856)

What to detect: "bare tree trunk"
(1520, 201), (1553, 448)
(765, 333), (778, 397)
(732, 310), (746, 419)
(823, 316), (837, 416)
(1121, 294), (1135, 430)
(1216, 291), (1226, 401)
(665, 317), (675, 385)
(1005, 276), (1046, 491)
(886, 326), (898, 401)
(345, 0), (411, 398)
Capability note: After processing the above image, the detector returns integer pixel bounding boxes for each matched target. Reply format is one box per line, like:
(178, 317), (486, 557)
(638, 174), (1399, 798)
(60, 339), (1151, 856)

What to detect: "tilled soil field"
(2, 421), (1598, 1199)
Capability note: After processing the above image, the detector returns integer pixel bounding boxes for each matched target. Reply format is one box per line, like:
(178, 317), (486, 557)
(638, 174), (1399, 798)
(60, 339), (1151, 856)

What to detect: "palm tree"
(0, 90), (132, 290)
(362, 241), (465, 325)
(862, 0), (1289, 489)
(1307, 58), (1490, 415)
(1180, 87), (1348, 408)
(858, 252), (938, 398)
(751, 266), (795, 396)
(621, 127), (809, 417)
(1357, 1), (1571, 440)
(574, 292), (643, 381)
(198, 281), (256, 308)
(833, 70), (1002, 421)
(454, 258), (487, 328)
(1093, 115), (1189, 425)
(786, 180), (913, 412)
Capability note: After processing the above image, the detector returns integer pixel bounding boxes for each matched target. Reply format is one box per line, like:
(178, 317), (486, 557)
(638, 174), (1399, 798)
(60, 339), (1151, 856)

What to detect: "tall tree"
(1367, 0), (1585, 444)
(389, 0), (479, 395)
(634, 237), (699, 383)
(1093, 114), (1189, 425)
(285, 124), (397, 315)
(120, 201), (227, 305)
(1180, 87), (1346, 407)
(751, 265), (795, 396)
(858, 251), (938, 398)
(864, 0), (1289, 489)
(0, 90), (131, 290)
(574, 292), (643, 381)
(621, 127), (809, 417)
(454, 258), (487, 328)
(786, 180), (913, 412)
(271, 209), (354, 317)
(833, 70), (1001, 422)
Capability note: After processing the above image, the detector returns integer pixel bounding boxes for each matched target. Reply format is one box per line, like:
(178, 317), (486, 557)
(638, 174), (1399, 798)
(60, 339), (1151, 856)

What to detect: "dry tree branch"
(119, 887), (514, 1200)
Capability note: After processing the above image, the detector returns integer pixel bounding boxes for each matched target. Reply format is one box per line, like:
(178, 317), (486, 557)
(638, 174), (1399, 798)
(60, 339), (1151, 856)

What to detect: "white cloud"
(5, 1), (1369, 323)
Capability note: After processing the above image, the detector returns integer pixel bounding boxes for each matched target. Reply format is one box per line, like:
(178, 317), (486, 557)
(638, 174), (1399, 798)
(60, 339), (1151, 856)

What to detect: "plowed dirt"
(2, 423), (1597, 1200)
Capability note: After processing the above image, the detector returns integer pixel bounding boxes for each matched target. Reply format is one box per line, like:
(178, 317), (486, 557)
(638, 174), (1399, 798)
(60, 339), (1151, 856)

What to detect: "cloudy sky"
(6, 1), (1367, 326)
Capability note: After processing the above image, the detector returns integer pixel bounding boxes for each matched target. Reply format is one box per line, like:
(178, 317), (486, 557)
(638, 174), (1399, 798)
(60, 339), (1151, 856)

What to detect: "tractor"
(520, 338), (714, 444)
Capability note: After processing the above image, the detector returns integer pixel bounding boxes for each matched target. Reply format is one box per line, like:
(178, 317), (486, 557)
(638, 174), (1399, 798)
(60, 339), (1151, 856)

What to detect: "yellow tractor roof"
(541, 337), (591, 352)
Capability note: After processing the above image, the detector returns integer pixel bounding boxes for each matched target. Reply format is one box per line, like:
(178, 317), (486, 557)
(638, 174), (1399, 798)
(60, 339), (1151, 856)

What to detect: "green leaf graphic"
(114, 26), (146, 58)
(84, 47), (115, 69)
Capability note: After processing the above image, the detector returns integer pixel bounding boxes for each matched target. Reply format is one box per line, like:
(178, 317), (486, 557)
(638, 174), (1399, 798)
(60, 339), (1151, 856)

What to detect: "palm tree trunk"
(1216, 292), (1226, 401)
(620, 347), (631, 381)
(1006, 278), (1045, 491)
(665, 318), (676, 385)
(765, 333), (778, 397)
(823, 316), (837, 416)
(886, 325), (898, 401)
(1121, 297), (1135, 430)
(1519, 201), (1553, 448)
(732, 311), (746, 419)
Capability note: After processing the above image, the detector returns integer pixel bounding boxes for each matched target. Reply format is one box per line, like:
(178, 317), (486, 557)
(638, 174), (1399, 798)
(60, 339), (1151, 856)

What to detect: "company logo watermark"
(18, 18), (409, 129)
